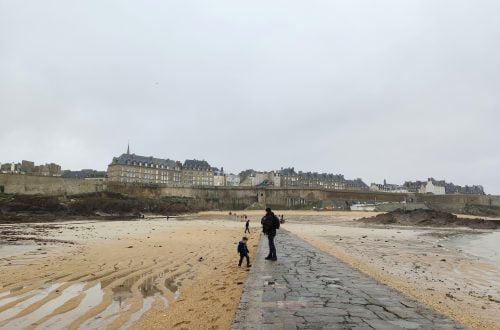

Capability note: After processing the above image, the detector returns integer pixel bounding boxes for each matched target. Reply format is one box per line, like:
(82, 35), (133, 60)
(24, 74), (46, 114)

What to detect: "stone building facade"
(279, 167), (367, 191)
(0, 160), (61, 176)
(345, 178), (369, 191)
(370, 179), (409, 193)
(239, 170), (280, 187)
(62, 169), (107, 179)
(403, 178), (484, 195)
(419, 178), (446, 195)
(182, 160), (214, 186)
(107, 147), (217, 187)
(213, 168), (226, 186)
(226, 174), (240, 186)
(107, 153), (182, 185)
(280, 168), (346, 190)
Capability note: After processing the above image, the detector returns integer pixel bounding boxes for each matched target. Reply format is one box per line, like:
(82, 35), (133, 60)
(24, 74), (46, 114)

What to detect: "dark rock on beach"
(358, 209), (500, 229)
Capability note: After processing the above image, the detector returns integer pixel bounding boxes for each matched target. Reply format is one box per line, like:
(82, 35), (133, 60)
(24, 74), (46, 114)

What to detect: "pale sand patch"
(285, 220), (500, 330)
(0, 218), (258, 330)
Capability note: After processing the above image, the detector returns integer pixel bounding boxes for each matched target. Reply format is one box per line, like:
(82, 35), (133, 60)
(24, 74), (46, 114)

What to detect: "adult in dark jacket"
(261, 207), (280, 261)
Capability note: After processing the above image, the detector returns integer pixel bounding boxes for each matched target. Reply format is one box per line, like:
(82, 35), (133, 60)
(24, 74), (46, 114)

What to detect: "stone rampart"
(417, 194), (500, 214)
(0, 173), (105, 195)
(2, 174), (499, 214)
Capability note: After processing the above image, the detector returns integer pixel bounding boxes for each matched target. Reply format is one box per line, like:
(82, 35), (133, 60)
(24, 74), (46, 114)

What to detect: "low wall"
(0, 173), (106, 195)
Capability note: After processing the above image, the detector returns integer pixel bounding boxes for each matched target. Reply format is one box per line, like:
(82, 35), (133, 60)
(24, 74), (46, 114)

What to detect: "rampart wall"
(0, 173), (105, 195)
(2, 174), (500, 214)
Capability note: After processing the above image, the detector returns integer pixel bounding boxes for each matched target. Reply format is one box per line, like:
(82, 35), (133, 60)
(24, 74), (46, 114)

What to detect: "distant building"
(279, 167), (346, 190)
(403, 180), (425, 193)
(345, 178), (369, 191)
(239, 170), (280, 187)
(182, 159), (214, 186)
(38, 163), (62, 176)
(419, 178), (446, 195)
(0, 162), (21, 174)
(403, 178), (484, 195)
(0, 160), (61, 176)
(445, 182), (485, 195)
(213, 167), (226, 186)
(107, 147), (182, 185)
(226, 174), (240, 186)
(107, 146), (219, 187)
(21, 160), (35, 173)
(370, 179), (409, 193)
(62, 169), (107, 179)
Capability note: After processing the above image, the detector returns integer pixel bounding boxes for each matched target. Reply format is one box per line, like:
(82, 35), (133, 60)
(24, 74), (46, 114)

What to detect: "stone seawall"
(417, 194), (500, 215)
(0, 173), (105, 195)
(2, 174), (500, 214)
(107, 183), (411, 210)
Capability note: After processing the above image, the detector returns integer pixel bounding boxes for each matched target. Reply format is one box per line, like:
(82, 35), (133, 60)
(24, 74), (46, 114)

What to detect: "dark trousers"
(267, 233), (277, 259)
(239, 254), (250, 266)
(245, 227), (250, 233)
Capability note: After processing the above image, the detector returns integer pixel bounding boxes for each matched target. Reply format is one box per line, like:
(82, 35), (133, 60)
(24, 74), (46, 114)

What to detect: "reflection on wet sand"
(0, 267), (185, 330)
(0, 213), (266, 328)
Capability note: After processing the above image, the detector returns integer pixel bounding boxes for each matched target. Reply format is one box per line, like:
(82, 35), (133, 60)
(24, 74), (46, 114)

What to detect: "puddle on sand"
(164, 278), (178, 293)
(0, 283), (85, 329)
(0, 290), (34, 310)
(79, 278), (137, 329)
(140, 276), (162, 298)
(0, 282), (62, 321)
(165, 276), (182, 301)
(79, 299), (130, 329)
(0, 239), (39, 258)
(121, 296), (156, 330)
(37, 283), (104, 330)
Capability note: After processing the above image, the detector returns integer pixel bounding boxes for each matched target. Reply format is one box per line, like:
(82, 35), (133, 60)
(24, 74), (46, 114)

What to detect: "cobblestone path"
(232, 230), (467, 330)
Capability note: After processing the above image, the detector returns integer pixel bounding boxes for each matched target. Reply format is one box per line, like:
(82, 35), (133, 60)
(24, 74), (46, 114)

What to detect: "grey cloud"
(1, 0), (499, 193)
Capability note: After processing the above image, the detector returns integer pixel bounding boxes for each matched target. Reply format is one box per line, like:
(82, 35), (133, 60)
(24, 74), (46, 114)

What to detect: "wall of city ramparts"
(2, 174), (500, 214)
(417, 193), (500, 213)
(0, 173), (105, 195)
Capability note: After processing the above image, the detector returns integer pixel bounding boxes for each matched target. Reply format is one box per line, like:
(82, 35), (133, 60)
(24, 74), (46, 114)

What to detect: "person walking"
(237, 237), (251, 268)
(261, 207), (280, 261)
(245, 219), (250, 234)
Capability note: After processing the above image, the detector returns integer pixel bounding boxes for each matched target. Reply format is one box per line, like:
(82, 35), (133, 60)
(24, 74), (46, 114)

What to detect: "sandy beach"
(0, 214), (258, 329)
(1, 210), (499, 329)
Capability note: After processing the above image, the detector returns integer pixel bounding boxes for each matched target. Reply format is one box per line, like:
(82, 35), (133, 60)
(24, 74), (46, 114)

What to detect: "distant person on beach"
(237, 237), (251, 268)
(245, 219), (250, 233)
(280, 214), (285, 224)
(261, 207), (280, 261)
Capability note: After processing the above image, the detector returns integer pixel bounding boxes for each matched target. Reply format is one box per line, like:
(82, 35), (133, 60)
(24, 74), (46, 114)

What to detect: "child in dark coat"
(237, 237), (251, 268)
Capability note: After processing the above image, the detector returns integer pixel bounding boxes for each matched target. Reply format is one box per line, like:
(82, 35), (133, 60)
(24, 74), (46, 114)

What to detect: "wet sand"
(0, 215), (258, 329)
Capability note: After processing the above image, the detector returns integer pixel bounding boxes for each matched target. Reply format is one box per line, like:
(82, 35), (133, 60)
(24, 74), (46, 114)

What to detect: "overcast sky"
(0, 0), (499, 193)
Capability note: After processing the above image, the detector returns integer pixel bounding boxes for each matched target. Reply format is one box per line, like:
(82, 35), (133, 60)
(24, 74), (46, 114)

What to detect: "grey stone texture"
(232, 230), (468, 330)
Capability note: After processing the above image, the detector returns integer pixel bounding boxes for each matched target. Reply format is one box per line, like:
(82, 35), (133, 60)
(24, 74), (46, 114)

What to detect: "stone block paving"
(232, 230), (468, 330)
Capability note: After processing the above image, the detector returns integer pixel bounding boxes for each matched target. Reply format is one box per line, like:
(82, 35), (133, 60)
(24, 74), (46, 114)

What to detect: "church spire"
(127, 141), (130, 155)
